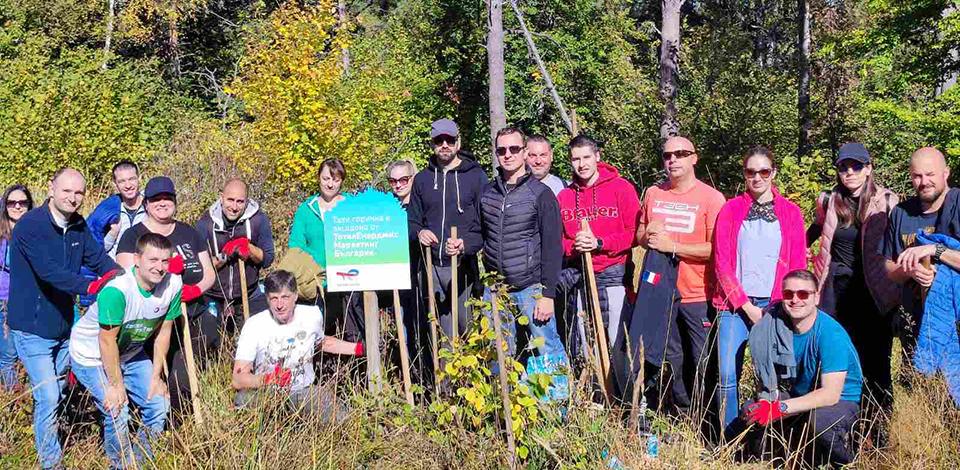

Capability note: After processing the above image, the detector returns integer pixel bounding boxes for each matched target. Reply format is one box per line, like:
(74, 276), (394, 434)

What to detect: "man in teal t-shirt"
(69, 232), (182, 468)
(732, 269), (863, 467)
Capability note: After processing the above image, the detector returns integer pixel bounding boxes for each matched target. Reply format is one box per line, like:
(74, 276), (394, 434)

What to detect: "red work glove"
(181, 284), (202, 303)
(168, 254), (185, 275)
(223, 237), (251, 259)
(745, 399), (787, 426)
(87, 269), (123, 295)
(263, 364), (292, 388)
(354, 341), (365, 357)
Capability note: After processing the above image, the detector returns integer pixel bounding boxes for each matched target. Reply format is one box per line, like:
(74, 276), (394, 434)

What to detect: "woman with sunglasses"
(807, 142), (900, 410)
(0, 184), (34, 390)
(712, 146), (807, 434)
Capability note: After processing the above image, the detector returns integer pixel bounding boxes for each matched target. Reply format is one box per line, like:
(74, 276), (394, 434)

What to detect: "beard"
(919, 186), (944, 203)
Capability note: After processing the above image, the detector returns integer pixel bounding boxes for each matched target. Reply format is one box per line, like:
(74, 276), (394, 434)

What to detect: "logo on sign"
(651, 200), (700, 234)
(336, 269), (360, 280)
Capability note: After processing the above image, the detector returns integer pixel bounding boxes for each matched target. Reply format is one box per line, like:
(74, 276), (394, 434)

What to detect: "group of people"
(0, 116), (958, 468)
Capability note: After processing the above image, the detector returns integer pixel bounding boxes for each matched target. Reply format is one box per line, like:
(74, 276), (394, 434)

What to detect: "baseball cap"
(430, 119), (459, 139)
(144, 176), (176, 199)
(836, 142), (871, 165)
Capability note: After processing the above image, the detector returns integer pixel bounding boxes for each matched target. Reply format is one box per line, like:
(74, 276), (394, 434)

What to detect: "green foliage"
(430, 273), (555, 461)
(0, 29), (182, 187)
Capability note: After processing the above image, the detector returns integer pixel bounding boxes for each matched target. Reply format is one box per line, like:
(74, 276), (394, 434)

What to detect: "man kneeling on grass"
(69, 233), (181, 469)
(729, 269), (864, 466)
(231, 270), (363, 420)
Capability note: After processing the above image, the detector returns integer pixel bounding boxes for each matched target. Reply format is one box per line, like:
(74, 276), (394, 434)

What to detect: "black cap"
(836, 142), (871, 165)
(144, 176), (176, 199)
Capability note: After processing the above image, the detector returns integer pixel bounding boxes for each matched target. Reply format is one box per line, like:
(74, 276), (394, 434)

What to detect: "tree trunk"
(102, 0), (116, 69)
(487, 0), (507, 166)
(339, 0), (351, 76)
(797, 0), (812, 157)
(659, 0), (684, 140)
(508, 0), (574, 135)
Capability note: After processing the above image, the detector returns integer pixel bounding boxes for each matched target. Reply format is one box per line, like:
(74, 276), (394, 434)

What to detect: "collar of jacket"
(41, 199), (83, 230)
(494, 165), (536, 193)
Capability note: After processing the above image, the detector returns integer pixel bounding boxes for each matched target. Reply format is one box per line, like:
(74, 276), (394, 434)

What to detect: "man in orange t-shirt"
(636, 136), (725, 411)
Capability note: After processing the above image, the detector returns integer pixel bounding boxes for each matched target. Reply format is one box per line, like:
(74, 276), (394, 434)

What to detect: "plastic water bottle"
(600, 449), (625, 469)
(207, 301), (218, 318)
(645, 434), (659, 458)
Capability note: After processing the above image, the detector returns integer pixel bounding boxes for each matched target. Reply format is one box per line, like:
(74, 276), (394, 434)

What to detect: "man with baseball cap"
(407, 119), (488, 376)
(116, 176), (216, 423)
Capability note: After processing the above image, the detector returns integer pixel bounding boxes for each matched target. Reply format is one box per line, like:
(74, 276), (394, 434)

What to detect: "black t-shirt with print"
(117, 222), (207, 286)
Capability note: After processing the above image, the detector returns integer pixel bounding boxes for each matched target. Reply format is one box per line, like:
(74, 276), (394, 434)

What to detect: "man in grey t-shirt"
(526, 135), (567, 196)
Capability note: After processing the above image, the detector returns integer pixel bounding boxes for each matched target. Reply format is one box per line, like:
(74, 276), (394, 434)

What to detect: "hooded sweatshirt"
(558, 162), (641, 273)
(196, 198), (275, 301)
(288, 195), (334, 269)
(407, 151), (489, 266)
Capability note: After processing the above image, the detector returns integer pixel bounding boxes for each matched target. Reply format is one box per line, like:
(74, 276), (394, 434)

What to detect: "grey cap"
(836, 142), (871, 165)
(430, 118), (459, 139)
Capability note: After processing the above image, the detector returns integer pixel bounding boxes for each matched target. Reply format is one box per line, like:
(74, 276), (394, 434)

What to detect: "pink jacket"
(712, 188), (807, 311)
(812, 187), (900, 313)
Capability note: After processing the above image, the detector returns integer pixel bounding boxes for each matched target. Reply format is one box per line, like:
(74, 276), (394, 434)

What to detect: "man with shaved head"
(7, 167), (120, 468)
(632, 136), (726, 412)
(196, 177), (275, 335)
(882, 147), (960, 361)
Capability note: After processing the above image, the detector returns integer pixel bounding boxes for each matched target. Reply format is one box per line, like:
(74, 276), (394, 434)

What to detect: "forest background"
(2, 0), (960, 468)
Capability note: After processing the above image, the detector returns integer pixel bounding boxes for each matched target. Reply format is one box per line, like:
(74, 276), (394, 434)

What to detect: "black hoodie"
(407, 151), (489, 266)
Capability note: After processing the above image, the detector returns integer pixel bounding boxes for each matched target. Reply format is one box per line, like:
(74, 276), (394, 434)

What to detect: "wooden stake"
(628, 339), (646, 433)
(450, 226), (459, 343)
(363, 291), (382, 393)
(238, 258), (250, 321)
(491, 291), (517, 468)
(580, 219), (613, 401)
(180, 303), (203, 424)
(921, 257), (933, 305)
(393, 289), (415, 405)
(425, 249), (441, 395)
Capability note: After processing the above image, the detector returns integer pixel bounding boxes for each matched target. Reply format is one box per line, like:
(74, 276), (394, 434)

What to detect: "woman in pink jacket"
(712, 146), (807, 434)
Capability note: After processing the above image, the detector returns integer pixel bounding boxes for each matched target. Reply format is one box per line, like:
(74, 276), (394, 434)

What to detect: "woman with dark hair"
(808, 142), (900, 410)
(712, 147), (807, 434)
(1, 184), (34, 389)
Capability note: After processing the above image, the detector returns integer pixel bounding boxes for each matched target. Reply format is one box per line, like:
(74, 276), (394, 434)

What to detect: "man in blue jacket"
(479, 126), (569, 400)
(7, 167), (120, 469)
(407, 119), (488, 345)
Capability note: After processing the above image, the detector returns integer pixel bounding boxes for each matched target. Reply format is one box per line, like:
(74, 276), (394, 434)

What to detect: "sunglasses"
(388, 176), (412, 185)
(495, 145), (525, 156)
(782, 289), (815, 301)
(837, 161), (865, 173)
(744, 168), (774, 179)
(662, 150), (696, 161)
(432, 135), (457, 146)
(5, 199), (29, 208)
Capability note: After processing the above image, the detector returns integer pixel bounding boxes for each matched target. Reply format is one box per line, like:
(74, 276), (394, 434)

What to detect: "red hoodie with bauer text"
(557, 162), (641, 273)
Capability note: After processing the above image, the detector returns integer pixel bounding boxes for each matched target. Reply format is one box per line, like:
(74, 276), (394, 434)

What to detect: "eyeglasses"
(782, 289), (814, 301)
(432, 135), (457, 146)
(388, 176), (412, 185)
(837, 161), (865, 173)
(744, 168), (774, 179)
(495, 145), (525, 156)
(5, 199), (29, 208)
(662, 150), (696, 161)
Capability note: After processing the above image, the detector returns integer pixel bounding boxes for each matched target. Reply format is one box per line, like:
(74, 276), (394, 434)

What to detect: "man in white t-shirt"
(69, 232), (181, 468)
(232, 270), (363, 419)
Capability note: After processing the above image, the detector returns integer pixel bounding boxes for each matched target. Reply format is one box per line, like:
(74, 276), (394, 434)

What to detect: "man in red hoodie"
(557, 135), (641, 372)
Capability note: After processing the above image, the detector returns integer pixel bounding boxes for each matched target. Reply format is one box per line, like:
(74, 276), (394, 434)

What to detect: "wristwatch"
(933, 243), (947, 263)
(596, 238), (604, 251)
(779, 401), (788, 413)
(216, 252), (228, 264)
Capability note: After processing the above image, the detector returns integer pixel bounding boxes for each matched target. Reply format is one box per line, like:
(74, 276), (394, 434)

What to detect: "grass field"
(1, 328), (958, 469)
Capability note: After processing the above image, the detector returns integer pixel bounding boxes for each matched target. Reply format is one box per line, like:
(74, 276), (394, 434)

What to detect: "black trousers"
(728, 399), (860, 466)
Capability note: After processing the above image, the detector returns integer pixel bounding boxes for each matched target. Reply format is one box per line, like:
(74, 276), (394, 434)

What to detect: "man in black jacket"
(480, 127), (569, 401)
(407, 119), (488, 342)
(196, 178), (275, 334)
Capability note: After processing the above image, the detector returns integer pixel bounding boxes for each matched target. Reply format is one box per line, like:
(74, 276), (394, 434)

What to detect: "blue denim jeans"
(72, 352), (169, 469)
(717, 296), (769, 434)
(483, 284), (570, 401)
(11, 330), (70, 469)
(0, 301), (19, 389)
